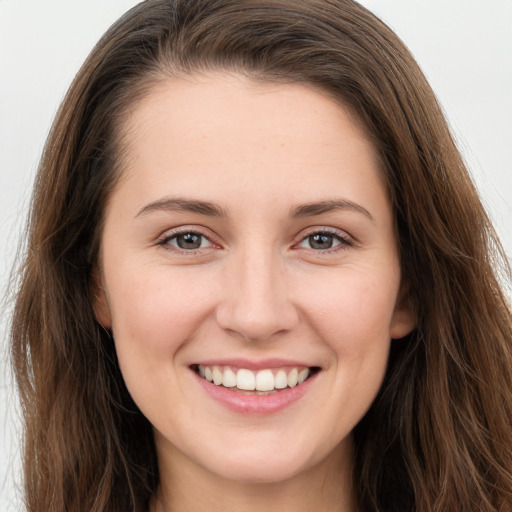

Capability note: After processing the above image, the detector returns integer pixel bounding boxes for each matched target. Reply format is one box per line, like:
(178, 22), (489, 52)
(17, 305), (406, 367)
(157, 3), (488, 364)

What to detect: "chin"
(209, 459), (305, 485)
(195, 440), (319, 485)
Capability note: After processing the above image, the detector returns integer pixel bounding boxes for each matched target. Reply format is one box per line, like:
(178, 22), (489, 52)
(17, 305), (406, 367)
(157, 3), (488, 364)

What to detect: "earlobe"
(91, 268), (112, 329)
(390, 285), (416, 339)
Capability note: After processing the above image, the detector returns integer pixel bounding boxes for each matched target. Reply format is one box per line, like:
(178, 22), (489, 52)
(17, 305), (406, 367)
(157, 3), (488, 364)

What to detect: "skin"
(94, 73), (415, 512)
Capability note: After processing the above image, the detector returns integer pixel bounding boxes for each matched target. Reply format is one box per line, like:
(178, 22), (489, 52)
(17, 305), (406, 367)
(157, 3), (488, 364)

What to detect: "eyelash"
(157, 227), (353, 254)
(295, 228), (353, 253)
(157, 228), (216, 254)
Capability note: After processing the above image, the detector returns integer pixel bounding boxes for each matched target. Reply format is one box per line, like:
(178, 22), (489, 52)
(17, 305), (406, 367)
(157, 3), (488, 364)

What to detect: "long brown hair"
(10, 0), (512, 510)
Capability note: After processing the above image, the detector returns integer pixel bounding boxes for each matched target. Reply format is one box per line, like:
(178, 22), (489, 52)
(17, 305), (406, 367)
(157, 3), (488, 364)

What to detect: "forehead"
(110, 72), (388, 216)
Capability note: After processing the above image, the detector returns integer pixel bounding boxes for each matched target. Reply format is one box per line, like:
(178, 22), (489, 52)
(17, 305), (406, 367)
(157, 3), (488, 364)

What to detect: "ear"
(91, 268), (112, 329)
(390, 283), (416, 339)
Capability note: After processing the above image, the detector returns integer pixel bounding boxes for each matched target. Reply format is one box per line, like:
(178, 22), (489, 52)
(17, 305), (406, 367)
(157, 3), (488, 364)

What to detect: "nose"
(215, 247), (299, 342)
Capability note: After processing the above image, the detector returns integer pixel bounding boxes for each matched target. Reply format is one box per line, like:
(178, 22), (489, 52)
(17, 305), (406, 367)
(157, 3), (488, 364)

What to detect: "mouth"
(191, 364), (321, 395)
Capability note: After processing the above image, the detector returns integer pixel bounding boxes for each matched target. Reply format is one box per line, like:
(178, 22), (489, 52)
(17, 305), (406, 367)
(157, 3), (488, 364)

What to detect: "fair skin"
(94, 73), (415, 512)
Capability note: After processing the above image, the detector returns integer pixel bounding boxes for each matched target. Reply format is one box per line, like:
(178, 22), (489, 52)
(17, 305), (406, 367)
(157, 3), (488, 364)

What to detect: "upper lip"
(191, 358), (319, 371)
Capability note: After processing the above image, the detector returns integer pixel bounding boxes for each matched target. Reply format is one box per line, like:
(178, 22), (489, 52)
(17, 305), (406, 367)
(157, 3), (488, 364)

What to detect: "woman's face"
(94, 74), (414, 485)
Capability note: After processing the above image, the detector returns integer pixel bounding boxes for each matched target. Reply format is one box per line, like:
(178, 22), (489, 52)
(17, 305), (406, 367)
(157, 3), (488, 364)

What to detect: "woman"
(10, 0), (512, 510)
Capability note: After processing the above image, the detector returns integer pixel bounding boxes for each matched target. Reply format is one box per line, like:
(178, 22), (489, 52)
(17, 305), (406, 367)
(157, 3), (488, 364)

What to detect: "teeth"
(287, 368), (298, 387)
(223, 368), (237, 388)
(298, 368), (309, 384)
(197, 365), (312, 392)
(275, 370), (288, 389)
(237, 369), (256, 390)
(255, 369), (274, 392)
(212, 367), (223, 386)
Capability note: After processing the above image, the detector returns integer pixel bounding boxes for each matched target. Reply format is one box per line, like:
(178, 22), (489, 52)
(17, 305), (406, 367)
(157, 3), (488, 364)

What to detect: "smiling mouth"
(192, 364), (321, 395)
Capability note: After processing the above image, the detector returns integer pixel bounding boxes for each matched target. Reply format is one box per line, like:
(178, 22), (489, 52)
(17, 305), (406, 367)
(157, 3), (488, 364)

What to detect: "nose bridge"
(216, 241), (298, 341)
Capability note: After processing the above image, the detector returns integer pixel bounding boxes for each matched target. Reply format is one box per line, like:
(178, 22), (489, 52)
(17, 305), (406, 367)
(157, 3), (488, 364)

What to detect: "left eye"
(297, 232), (345, 250)
(165, 232), (212, 250)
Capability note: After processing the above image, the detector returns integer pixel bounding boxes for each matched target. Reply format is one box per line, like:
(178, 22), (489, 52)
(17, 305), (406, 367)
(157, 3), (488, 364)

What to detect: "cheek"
(106, 265), (217, 362)
(105, 265), (219, 421)
(302, 268), (400, 353)
(303, 270), (397, 428)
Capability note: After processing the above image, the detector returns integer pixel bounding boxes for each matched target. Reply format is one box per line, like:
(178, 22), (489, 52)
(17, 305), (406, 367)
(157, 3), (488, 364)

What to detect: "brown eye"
(297, 231), (348, 251)
(308, 233), (335, 250)
(165, 232), (212, 251)
(177, 233), (203, 249)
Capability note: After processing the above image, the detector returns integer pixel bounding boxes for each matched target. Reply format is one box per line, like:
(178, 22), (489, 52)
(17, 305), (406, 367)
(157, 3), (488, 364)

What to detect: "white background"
(1, 1), (511, 509)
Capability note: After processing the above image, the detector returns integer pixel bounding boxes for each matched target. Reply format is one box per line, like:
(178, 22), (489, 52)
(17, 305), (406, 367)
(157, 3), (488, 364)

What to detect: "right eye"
(160, 231), (214, 252)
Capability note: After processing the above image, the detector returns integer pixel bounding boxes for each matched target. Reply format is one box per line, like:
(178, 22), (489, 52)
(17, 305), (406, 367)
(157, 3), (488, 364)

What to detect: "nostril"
(214, 287), (300, 342)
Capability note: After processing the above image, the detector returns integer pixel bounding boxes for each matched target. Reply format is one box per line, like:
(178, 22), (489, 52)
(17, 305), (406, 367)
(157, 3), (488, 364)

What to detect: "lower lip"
(194, 371), (318, 415)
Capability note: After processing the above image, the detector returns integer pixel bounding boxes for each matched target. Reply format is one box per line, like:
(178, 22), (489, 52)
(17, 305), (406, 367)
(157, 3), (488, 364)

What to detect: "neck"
(151, 437), (357, 512)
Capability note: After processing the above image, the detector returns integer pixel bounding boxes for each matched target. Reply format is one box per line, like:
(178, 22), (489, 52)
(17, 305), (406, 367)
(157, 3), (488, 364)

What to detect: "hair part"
(10, 0), (512, 510)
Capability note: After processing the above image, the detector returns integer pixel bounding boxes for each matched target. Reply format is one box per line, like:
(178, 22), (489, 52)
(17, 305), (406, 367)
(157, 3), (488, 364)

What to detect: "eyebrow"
(135, 197), (228, 218)
(290, 199), (374, 221)
(135, 196), (373, 221)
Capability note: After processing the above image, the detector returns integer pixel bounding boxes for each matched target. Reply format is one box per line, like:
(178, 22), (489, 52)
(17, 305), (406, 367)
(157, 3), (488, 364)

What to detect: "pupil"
(310, 233), (333, 249)
(177, 233), (201, 249)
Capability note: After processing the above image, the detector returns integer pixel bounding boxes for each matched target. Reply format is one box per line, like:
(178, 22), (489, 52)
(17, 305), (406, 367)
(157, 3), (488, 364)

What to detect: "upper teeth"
(198, 365), (311, 392)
